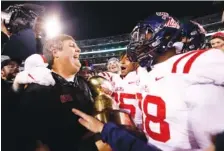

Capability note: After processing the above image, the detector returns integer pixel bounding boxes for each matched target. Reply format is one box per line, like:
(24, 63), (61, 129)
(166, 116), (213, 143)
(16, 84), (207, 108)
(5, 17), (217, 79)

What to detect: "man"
(210, 32), (224, 51)
(1, 3), (45, 60)
(17, 34), (98, 151)
(99, 52), (143, 127)
(79, 66), (93, 80)
(106, 57), (121, 74)
(1, 58), (20, 82)
(73, 13), (224, 151)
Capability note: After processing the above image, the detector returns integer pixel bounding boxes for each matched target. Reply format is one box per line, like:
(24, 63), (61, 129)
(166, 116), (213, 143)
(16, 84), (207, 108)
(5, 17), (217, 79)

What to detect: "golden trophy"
(88, 76), (147, 142)
(88, 76), (136, 127)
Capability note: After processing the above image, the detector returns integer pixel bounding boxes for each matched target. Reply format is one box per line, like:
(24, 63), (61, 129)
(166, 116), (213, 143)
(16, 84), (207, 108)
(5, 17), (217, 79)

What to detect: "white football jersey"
(98, 71), (116, 82)
(138, 49), (224, 150)
(99, 70), (143, 127)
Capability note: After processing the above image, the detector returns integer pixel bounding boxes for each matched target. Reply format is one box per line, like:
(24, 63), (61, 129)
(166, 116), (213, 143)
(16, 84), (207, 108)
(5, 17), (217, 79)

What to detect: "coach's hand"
(72, 108), (104, 133)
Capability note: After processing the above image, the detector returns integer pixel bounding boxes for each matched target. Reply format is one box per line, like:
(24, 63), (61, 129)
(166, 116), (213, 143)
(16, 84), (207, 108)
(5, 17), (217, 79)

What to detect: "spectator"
(1, 58), (20, 151)
(17, 34), (98, 151)
(210, 32), (224, 51)
(107, 57), (121, 74)
(1, 3), (45, 60)
(1, 58), (20, 83)
(79, 66), (93, 80)
(2, 27), (37, 60)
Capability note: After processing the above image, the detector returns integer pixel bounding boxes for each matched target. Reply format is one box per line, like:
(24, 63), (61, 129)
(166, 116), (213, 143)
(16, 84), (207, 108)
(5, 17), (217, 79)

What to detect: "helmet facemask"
(127, 16), (181, 68)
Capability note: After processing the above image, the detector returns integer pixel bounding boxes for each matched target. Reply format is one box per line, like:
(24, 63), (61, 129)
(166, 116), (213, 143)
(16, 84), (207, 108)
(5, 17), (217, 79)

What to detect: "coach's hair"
(43, 34), (74, 68)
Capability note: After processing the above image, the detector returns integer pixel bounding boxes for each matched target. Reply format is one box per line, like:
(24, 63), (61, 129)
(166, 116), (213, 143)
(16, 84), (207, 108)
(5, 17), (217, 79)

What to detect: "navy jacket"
(101, 122), (162, 151)
(2, 28), (37, 60)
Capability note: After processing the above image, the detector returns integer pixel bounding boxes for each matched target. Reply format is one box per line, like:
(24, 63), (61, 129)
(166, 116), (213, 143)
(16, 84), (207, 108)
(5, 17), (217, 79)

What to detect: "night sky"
(2, 1), (224, 40)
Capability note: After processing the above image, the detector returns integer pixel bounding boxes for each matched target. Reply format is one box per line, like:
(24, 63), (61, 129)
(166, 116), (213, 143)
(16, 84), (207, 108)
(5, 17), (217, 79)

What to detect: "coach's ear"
(51, 48), (60, 58)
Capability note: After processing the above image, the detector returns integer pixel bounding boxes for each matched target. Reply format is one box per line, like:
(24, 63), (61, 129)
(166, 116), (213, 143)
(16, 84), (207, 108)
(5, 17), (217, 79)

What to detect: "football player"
(127, 12), (224, 150)
(99, 52), (143, 127)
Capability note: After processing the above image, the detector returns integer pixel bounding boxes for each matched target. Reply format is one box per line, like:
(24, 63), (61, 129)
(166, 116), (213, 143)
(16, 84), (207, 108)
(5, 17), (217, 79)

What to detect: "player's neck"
(155, 48), (176, 64)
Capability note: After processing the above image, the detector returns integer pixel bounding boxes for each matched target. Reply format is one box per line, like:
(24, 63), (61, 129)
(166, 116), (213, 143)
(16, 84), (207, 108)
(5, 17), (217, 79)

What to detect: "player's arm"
(72, 109), (161, 151)
(185, 84), (224, 150)
(101, 122), (161, 151)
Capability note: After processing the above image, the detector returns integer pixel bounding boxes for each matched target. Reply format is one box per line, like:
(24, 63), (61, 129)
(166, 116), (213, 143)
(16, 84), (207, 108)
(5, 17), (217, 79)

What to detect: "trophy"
(88, 76), (147, 140)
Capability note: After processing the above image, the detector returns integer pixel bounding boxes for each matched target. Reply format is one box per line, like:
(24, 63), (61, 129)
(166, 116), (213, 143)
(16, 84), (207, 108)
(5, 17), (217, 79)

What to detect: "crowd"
(1, 5), (224, 151)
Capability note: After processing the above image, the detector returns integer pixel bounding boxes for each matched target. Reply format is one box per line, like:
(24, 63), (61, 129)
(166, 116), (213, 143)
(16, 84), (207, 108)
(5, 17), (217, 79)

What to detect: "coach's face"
(57, 40), (81, 74)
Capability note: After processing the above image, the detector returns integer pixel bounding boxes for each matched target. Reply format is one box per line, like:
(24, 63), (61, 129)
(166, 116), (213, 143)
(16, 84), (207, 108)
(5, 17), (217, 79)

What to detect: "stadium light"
(80, 47), (127, 55)
(44, 15), (62, 39)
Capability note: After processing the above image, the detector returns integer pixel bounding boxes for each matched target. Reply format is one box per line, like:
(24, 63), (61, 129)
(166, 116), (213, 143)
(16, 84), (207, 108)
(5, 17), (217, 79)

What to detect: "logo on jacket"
(60, 94), (73, 103)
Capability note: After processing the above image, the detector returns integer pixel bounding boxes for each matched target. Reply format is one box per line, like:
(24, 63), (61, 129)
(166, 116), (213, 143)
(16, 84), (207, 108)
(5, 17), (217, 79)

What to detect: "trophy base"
(94, 109), (136, 127)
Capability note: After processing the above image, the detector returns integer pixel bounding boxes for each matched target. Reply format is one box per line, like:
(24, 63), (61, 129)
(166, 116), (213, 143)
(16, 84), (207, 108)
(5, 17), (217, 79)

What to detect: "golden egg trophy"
(88, 75), (136, 128)
(85, 76), (147, 151)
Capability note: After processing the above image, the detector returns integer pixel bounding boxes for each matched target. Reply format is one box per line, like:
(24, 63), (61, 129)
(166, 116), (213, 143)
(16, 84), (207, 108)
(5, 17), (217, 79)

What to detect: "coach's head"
(43, 34), (81, 78)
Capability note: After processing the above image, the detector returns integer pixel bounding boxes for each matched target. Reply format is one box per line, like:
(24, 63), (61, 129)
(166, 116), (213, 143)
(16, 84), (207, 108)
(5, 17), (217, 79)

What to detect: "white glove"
(12, 67), (55, 92)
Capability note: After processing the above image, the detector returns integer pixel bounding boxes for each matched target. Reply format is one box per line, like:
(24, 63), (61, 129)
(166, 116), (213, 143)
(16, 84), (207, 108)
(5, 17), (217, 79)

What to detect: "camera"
(1, 3), (45, 34)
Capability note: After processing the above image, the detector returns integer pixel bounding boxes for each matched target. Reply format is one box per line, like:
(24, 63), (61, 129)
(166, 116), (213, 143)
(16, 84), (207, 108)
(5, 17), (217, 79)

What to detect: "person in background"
(1, 3), (45, 60)
(1, 22), (11, 51)
(1, 23), (38, 60)
(107, 57), (121, 74)
(1, 58), (20, 151)
(210, 32), (224, 51)
(1, 58), (20, 83)
(79, 66), (93, 80)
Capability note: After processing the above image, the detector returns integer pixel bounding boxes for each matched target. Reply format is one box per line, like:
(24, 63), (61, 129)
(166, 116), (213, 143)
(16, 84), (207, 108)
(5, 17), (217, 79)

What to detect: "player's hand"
(72, 108), (104, 133)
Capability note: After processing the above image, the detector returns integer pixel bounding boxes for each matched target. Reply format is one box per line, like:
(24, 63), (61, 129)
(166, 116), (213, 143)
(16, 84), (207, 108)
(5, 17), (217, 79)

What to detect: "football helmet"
(127, 12), (181, 68)
(181, 20), (206, 52)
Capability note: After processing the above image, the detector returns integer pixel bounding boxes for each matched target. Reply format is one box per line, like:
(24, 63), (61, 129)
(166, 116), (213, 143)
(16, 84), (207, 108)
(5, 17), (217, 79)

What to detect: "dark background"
(2, 1), (224, 40)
